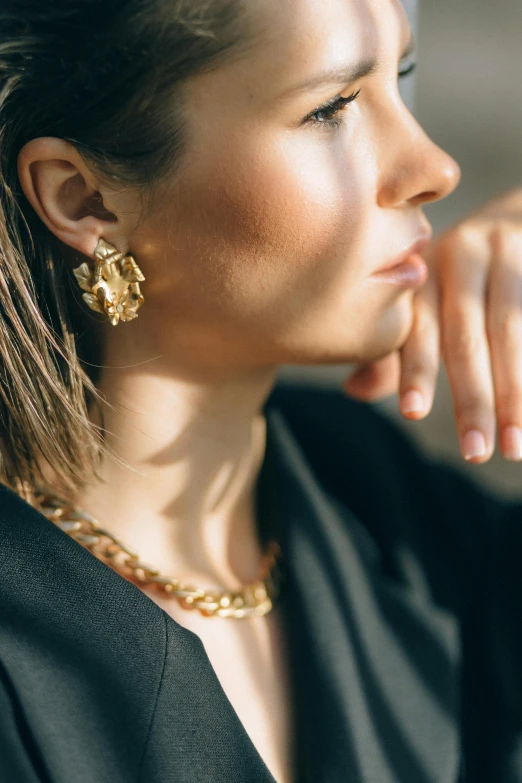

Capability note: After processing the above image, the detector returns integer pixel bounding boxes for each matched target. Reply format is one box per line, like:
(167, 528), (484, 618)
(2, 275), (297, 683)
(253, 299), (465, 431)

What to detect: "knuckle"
(456, 397), (490, 423)
(489, 221), (522, 255)
(440, 223), (483, 257)
(402, 354), (438, 380)
(443, 326), (483, 363)
(490, 225), (522, 268)
(495, 393), (522, 427)
(490, 220), (512, 241)
(487, 312), (522, 345)
(496, 388), (522, 413)
(443, 300), (472, 324)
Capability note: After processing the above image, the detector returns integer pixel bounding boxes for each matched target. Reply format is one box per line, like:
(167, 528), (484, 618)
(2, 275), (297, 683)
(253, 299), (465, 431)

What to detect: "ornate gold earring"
(72, 238), (145, 326)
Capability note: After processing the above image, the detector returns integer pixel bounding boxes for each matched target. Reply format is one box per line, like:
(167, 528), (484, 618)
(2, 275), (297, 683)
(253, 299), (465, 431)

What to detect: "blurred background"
(281, 0), (522, 497)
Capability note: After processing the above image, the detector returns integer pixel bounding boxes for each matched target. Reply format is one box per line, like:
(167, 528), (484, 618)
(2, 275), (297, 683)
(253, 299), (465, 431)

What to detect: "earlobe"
(17, 137), (118, 258)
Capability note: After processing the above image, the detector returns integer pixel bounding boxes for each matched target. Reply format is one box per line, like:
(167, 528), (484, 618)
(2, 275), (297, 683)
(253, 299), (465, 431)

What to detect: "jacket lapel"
(0, 484), (276, 783)
(259, 408), (461, 783)
(0, 390), (461, 783)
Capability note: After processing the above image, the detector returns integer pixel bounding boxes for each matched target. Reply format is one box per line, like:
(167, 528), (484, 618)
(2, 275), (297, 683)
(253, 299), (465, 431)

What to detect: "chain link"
(33, 488), (284, 619)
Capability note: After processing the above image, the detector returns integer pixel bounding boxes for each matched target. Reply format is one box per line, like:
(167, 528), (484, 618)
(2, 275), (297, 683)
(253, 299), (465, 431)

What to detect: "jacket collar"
(258, 403), (461, 782)
(0, 389), (460, 782)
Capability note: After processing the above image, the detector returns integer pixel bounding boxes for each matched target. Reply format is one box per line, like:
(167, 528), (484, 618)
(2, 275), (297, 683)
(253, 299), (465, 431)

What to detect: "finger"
(439, 229), (496, 463)
(398, 273), (440, 420)
(342, 352), (400, 401)
(487, 225), (522, 461)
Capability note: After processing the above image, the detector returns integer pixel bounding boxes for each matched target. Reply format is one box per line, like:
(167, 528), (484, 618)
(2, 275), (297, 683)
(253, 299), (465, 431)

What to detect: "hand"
(344, 188), (522, 464)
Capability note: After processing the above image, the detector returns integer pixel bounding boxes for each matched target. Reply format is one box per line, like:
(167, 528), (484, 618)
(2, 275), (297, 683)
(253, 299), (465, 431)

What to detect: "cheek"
(130, 131), (413, 366)
(164, 133), (372, 326)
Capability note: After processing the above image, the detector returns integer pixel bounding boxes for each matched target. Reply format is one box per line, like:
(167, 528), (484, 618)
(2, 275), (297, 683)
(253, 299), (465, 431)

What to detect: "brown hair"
(0, 0), (248, 500)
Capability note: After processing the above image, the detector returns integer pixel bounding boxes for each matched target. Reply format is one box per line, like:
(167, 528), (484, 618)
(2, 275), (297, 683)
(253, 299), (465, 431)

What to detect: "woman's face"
(127, 0), (460, 371)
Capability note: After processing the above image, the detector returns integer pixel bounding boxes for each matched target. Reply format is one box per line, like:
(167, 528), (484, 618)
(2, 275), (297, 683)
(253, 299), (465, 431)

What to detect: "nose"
(377, 103), (461, 210)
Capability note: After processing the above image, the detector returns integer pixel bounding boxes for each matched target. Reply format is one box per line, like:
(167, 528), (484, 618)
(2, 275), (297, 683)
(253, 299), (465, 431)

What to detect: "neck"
(66, 335), (278, 591)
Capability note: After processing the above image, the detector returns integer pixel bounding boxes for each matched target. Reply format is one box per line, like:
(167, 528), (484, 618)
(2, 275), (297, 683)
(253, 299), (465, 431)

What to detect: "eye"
(305, 89), (361, 130)
(303, 61), (417, 131)
(399, 62), (416, 79)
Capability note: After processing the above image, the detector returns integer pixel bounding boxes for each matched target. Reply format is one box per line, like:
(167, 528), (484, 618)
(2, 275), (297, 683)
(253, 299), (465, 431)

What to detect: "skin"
(345, 189), (522, 464)
(16, 0), (519, 776)
(18, 0), (460, 588)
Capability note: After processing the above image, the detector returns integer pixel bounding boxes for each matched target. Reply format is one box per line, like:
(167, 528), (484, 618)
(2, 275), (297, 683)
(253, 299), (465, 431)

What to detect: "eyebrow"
(280, 35), (416, 99)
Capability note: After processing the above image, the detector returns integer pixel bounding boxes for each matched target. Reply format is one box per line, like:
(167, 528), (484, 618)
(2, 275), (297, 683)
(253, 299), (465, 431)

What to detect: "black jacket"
(1, 382), (522, 782)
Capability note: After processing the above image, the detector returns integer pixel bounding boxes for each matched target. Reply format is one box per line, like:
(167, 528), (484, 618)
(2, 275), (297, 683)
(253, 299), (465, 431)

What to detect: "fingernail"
(461, 430), (487, 461)
(502, 426), (522, 461)
(400, 390), (424, 415)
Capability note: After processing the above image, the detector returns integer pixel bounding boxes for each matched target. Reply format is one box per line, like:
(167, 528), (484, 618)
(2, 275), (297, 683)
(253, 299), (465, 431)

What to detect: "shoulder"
(0, 482), (173, 780)
(265, 379), (436, 499)
(265, 379), (509, 520)
(0, 480), (168, 688)
(265, 381), (518, 603)
(0, 481), (45, 526)
(266, 377), (405, 450)
(264, 379), (442, 531)
(0, 482), (75, 587)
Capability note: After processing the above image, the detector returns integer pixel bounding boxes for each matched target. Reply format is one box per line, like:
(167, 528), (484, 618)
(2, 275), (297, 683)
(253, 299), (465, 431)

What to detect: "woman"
(1, 1), (521, 782)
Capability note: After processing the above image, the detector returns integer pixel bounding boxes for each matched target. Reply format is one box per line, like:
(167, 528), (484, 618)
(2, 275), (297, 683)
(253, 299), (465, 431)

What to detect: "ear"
(17, 137), (134, 258)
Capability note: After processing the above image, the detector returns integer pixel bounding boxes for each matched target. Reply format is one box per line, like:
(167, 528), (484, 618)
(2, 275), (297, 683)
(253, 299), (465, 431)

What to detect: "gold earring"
(72, 238), (145, 326)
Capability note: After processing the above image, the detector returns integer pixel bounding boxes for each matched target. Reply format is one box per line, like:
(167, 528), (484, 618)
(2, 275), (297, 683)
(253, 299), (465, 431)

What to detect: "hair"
(0, 0), (249, 501)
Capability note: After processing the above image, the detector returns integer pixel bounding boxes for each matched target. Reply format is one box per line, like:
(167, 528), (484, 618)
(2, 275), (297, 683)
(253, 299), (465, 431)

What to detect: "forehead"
(182, 0), (410, 123)
(242, 0), (409, 88)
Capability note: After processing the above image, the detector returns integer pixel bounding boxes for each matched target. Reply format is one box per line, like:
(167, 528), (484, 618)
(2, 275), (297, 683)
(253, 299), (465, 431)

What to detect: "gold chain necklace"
(33, 487), (284, 620)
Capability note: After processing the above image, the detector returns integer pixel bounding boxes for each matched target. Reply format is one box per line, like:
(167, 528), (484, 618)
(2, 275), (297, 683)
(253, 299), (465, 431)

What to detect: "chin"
(250, 287), (416, 368)
(361, 296), (415, 361)
(282, 291), (415, 366)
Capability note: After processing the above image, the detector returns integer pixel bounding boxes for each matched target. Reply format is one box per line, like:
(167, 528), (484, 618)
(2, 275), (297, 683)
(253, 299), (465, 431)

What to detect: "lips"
(370, 235), (432, 288)
(373, 236), (432, 275)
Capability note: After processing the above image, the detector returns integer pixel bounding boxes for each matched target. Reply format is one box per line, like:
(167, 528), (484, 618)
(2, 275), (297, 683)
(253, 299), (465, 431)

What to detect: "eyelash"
(308, 89), (362, 129)
(306, 63), (417, 130)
